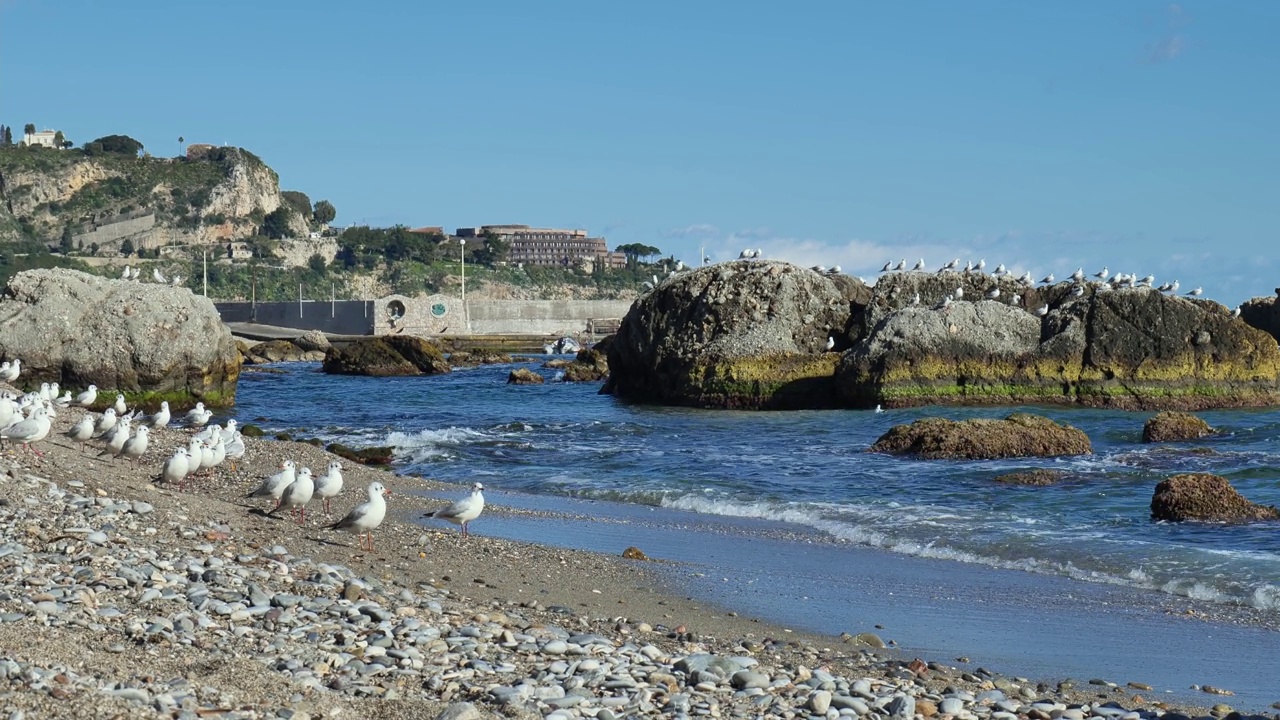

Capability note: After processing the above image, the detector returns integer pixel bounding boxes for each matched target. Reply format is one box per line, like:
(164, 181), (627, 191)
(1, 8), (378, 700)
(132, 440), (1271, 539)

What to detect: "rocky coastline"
(0, 390), (1270, 718)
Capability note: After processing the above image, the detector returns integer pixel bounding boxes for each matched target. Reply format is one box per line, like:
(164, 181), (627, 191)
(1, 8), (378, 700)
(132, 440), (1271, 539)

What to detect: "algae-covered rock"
(449, 349), (514, 367)
(507, 368), (544, 385)
(606, 261), (850, 409)
(326, 443), (395, 466)
(1142, 411), (1214, 443)
(992, 469), (1067, 486)
(563, 335), (612, 382)
(322, 336), (450, 376)
(1150, 473), (1280, 522)
(870, 413), (1092, 460)
(0, 268), (239, 406)
(839, 280), (1280, 410)
(246, 339), (316, 364)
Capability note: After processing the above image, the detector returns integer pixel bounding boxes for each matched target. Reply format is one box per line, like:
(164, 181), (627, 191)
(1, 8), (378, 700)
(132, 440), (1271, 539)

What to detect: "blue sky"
(2, 1), (1277, 304)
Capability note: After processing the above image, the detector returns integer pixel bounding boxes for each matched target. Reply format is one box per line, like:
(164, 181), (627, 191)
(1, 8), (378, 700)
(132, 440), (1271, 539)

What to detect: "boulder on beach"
(292, 329), (331, 352)
(321, 336), (450, 377)
(1150, 473), (1280, 522)
(1142, 411), (1214, 443)
(870, 413), (1093, 460)
(508, 368), (544, 385)
(605, 261), (851, 409)
(0, 268), (239, 406)
(838, 280), (1280, 410)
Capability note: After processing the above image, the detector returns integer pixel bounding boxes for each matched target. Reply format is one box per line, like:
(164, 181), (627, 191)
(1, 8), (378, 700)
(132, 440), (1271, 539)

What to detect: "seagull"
(933, 296), (953, 311)
(99, 423), (130, 460)
(120, 266), (131, 281)
(953, 287), (964, 300)
(153, 268), (167, 284)
(1035, 304), (1049, 317)
(1010, 294), (1022, 306)
(149, 401), (171, 429)
(1070, 268), (1085, 283)
(874, 404), (885, 413)
(985, 287), (1000, 300)
(912, 258), (926, 271)
(992, 263), (1007, 276)
(1, 407), (52, 458)
(0, 359), (20, 383)
(161, 448), (192, 491)
(1071, 285), (1086, 297)
(1232, 306), (1242, 318)
(64, 414), (95, 452)
(963, 261), (973, 273)
(272, 467), (315, 525)
(1156, 282), (1172, 292)
(939, 258), (959, 273)
(219, 419), (238, 445)
(911, 292), (920, 306)
(170, 275), (184, 287)
(247, 460), (297, 510)
(828, 265), (841, 274)
(313, 460), (345, 515)
(824, 336), (835, 351)
(194, 423), (222, 444)
(1169, 280), (1180, 294)
(53, 391), (72, 408)
(113, 393), (127, 415)
(74, 385), (97, 407)
(1138, 275), (1155, 287)
(119, 426), (150, 465)
(893, 259), (906, 271)
(1186, 287), (1203, 297)
(1039, 274), (1055, 285)
(1094, 266), (1109, 281)
(224, 431), (245, 472)
(426, 482), (486, 538)
(185, 405), (212, 428)
(92, 408), (118, 438)
(880, 261), (893, 273)
(740, 249), (754, 260)
(975, 259), (986, 271)
(811, 265), (826, 273)
(1018, 271), (1033, 285)
(331, 481), (391, 551)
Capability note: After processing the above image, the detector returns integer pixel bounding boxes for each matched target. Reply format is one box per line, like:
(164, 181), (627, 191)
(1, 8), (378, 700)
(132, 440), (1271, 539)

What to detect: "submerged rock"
(0, 268), (239, 406)
(449, 349), (514, 367)
(507, 368), (544, 385)
(1142, 411), (1214, 443)
(1150, 473), (1280, 522)
(606, 261), (851, 409)
(870, 414), (1092, 460)
(321, 336), (450, 376)
(326, 443), (395, 466)
(838, 282), (1280, 410)
(993, 469), (1067, 486)
(244, 339), (321, 364)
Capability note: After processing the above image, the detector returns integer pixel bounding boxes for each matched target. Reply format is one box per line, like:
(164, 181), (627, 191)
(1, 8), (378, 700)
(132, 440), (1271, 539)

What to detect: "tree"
(120, 239), (135, 256)
(53, 131), (65, 148)
(261, 207), (292, 239)
(615, 243), (661, 262)
(23, 123), (35, 137)
(84, 134), (143, 156)
(0, 126), (10, 145)
(281, 190), (312, 217)
(59, 226), (74, 254)
(312, 199), (336, 225)
(307, 253), (327, 274)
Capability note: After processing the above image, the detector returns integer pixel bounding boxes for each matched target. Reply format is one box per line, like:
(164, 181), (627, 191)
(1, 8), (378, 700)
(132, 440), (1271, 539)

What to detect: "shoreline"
(0, 395), (1269, 717)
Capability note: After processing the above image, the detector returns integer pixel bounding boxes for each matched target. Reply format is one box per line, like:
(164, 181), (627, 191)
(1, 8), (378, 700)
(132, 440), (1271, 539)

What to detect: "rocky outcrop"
(870, 413), (1092, 460)
(563, 335), (612, 382)
(605, 261), (851, 409)
(993, 469), (1067, 486)
(1150, 473), (1280, 522)
(508, 368), (544, 385)
(243, 340), (323, 364)
(0, 268), (239, 406)
(1239, 290), (1280, 345)
(449, 350), (514, 367)
(1142, 411), (1214, 443)
(292, 330), (331, 353)
(838, 278), (1280, 410)
(321, 336), (450, 377)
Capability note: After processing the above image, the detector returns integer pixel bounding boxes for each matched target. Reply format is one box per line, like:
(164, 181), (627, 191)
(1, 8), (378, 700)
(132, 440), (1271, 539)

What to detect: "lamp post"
(459, 237), (469, 333)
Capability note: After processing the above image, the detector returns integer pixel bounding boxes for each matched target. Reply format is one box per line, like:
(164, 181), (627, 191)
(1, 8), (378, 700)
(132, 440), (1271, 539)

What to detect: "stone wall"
(71, 213), (156, 250)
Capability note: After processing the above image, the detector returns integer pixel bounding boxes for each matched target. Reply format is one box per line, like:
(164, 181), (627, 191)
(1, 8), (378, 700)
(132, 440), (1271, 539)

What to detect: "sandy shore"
(0, 391), (1260, 719)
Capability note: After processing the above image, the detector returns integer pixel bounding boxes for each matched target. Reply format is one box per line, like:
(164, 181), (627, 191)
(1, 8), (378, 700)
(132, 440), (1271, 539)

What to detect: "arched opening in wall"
(387, 300), (406, 321)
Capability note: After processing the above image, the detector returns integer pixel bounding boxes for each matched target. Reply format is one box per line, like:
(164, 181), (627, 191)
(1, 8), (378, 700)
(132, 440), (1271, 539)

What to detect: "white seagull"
(153, 268), (167, 284)
(161, 448), (192, 491)
(1035, 304), (1049, 317)
(74, 385), (98, 407)
(1, 407), (51, 457)
(113, 393), (127, 415)
(912, 258), (926, 271)
(1094, 266), (1109, 281)
(247, 460), (297, 511)
(224, 431), (245, 472)
(64, 414), (95, 452)
(1186, 287), (1203, 297)
(149, 401), (171, 429)
(1070, 268), (1085, 283)
(331, 481), (391, 551)
(0, 359), (21, 383)
(1039, 274), (1055, 285)
(985, 287), (1000, 300)
(880, 261), (893, 273)
(426, 482), (486, 538)
(824, 336), (835, 351)
(313, 460), (345, 515)
(119, 426), (150, 465)
(273, 467), (315, 525)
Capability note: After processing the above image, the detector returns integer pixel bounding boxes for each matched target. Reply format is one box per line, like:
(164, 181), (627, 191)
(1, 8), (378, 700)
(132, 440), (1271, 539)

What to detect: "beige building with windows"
(21, 129), (60, 148)
(455, 224), (627, 269)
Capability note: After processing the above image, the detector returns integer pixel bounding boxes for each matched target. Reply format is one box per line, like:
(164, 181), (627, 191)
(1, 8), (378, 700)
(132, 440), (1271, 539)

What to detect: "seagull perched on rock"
(331, 481), (391, 551)
(824, 336), (835, 351)
(1186, 287), (1202, 297)
(939, 258), (958, 273)
(170, 275), (184, 287)
(1071, 285), (1086, 297)
(911, 292), (920, 306)
(1039, 274), (1055, 285)
(1156, 282), (1172, 292)
(1232, 306), (1242, 318)
(985, 287), (1001, 300)
(1094, 266), (1109, 281)
(1169, 280), (1180, 294)
(992, 263), (1007, 276)
(120, 266), (132, 281)
(953, 287), (964, 300)
(975, 259), (986, 271)
(933, 296), (953, 311)
(912, 258), (926, 271)
(0, 359), (20, 383)
(1035, 304), (1049, 317)
(153, 268), (167, 284)
(880, 261), (893, 273)
(1010, 294), (1022, 306)
(426, 482), (486, 538)
(828, 265), (841, 274)
(893, 259), (906, 271)
(1070, 268), (1085, 283)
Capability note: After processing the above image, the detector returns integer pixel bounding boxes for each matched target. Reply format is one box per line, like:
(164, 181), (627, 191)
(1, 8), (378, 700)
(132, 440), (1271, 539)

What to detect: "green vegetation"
(84, 134), (144, 157)
(313, 199), (336, 225)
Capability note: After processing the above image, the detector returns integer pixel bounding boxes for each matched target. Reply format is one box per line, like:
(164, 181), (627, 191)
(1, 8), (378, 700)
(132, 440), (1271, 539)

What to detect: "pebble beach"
(0, 390), (1271, 720)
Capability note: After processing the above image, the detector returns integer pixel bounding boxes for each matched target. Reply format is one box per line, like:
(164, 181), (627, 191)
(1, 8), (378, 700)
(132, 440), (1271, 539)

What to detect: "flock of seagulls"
(0, 358), (486, 551)
(878, 258), (1234, 317)
(119, 265), (185, 287)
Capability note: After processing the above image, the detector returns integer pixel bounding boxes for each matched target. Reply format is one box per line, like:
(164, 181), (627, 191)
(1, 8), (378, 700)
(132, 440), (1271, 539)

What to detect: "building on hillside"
(454, 224), (627, 269)
(407, 226), (445, 236)
(21, 129), (60, 148)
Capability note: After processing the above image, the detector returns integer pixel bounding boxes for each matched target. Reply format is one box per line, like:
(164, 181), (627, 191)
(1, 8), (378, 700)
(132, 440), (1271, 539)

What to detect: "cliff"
(0, 145), (310, 253)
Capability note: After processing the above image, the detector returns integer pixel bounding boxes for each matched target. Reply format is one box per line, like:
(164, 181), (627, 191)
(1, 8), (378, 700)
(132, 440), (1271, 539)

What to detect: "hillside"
(0, 143), (311, 252)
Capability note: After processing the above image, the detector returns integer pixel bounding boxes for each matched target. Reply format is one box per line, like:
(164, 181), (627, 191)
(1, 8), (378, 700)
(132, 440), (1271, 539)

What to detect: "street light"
(459, 237), (468, 333)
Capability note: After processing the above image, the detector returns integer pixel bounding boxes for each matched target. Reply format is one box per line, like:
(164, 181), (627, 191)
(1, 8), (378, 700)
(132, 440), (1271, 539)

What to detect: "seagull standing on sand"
(93, 408), (118, 438)
(426, 482), (486, 538)
(272, 467), (315, 525)
(64, 414), (95, 452)
(149, 401), (171, 429)
(161, 448), (192, 490)
(1, 407), (51, 457)
(224, 431), (245, 472)
(74, 385), (98, 407)
(313, 460), (345, 514)
(331, 481), (391, 551)
(0, 359), (20, 383)
(113, 393), (127, 415)
(119, 426), (150, 465)
(185, 404), (212, 428)
(100, 423), (130, 460)
(247, 460), (297, 511)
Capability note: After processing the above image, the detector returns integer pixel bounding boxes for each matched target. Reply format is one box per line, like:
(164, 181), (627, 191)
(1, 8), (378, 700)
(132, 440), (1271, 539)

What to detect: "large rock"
(292, 329), (331, 352)
(321, 335), (450, 377)
(1142, 411), (1214, 443)
(838, 279), (1280, 410)
(1238, 290), (1280, 344)
(869, 413), (1093, 460)
(0, 268), (239, 406)
(245, 339), (321, 364)
(1150, 473), (1280, 522)
(605, 261), (851, 409)
(563, 334), (612, 382)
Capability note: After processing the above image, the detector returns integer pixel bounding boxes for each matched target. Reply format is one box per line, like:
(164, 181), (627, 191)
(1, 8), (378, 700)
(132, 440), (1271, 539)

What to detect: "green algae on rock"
(870, 413), (1093, 460)
(321, 336), (450, 377)
(1142, 411), (1215, 443)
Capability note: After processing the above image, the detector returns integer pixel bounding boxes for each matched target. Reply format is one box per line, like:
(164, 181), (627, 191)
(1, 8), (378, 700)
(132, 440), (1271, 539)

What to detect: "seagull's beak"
(383, 488), (392, 496)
